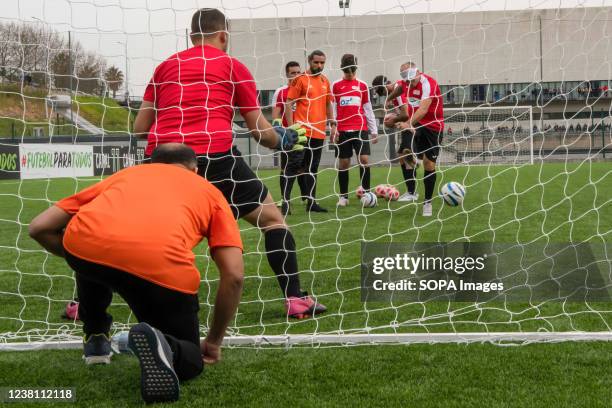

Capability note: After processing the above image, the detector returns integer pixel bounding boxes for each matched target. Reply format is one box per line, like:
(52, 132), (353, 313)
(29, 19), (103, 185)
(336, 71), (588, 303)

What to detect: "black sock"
(280, 175), (287, 201)
(423, 169), (437, 201)
(338, 169), (349, 196)
(401, 166), (416, 195)
(282, 176), (296, 202)
(297, 174), (307, 200)
(264, 228), (301, 298)
(360, 166), (371, 191)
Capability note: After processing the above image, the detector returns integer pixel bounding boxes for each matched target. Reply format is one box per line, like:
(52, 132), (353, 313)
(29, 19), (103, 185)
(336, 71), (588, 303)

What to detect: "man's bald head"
(401, 61), (418, 71)
(400, 61), (420, 84)
(151, 143), (198, 171)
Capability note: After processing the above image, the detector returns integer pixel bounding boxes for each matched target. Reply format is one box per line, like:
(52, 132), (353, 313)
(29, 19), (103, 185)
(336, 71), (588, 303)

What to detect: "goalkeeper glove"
(274, 123), (307, 151)
(272, 118), (283, 127)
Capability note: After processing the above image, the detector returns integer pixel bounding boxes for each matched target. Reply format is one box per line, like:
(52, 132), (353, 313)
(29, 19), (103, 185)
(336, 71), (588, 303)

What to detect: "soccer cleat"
(285, 293), (327, 319)
(128, 322), (179, 404)
(306, 202), (328, 213)
(83, 333), (112, 365)
(398, 192), (418, 202)
(337, 196), (349, 207)
(281, 201), (291, 216)
(423, 201), (433, 217)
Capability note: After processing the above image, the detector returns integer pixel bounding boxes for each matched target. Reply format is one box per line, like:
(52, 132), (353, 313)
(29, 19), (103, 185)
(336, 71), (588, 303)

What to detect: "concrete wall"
(228, 7), (612, 90)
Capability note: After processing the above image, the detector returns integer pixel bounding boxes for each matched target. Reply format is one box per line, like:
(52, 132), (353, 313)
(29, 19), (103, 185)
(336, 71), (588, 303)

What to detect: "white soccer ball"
(360, 191), (378, 208)
(440, 182), (466, 206)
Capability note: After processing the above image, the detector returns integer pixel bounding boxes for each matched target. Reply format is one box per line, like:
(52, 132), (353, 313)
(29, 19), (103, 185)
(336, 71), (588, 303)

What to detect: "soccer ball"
(360, 191), (378, 207)
(385, 186), (400, 201)
(374, 184), (388, 198)
(440, 182), (466, 206)
(355, 186), (365, 199)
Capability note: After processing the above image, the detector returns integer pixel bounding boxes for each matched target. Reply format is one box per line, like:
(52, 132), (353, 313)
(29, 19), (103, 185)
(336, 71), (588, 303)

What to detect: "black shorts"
(196, 146), (268, 219)
(398, 126), (443, 162)
(335, 130), (371, 159)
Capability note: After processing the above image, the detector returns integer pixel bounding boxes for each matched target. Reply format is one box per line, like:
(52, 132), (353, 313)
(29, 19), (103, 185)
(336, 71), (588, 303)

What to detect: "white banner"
(19, 144), (94, 180)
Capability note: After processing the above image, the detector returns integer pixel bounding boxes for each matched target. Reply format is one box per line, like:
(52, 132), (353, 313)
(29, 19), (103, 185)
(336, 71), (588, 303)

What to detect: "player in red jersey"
(331, 54), (378, 206)
(133, 8), (326, 319)
(384, 62), (445, 216)
(271, 61), (305, 215)
(372, 75), (419, 203)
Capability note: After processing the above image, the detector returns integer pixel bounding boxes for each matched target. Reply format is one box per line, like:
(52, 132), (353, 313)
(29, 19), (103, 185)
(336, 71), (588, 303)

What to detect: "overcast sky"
(3, 0), (611, 95)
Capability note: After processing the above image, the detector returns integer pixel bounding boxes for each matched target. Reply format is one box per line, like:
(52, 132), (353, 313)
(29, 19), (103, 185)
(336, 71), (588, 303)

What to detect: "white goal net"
(0, 1), (611, 350)
(441, 106), (534, 165)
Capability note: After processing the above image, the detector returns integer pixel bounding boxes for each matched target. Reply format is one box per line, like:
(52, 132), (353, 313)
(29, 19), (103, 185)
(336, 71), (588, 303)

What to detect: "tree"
(0, 20), (107, 93)
(75, 51), (106, 95)
(104, 66), (124, 98)
(0, 22), (20, 82)
(50, 51), (71, 90)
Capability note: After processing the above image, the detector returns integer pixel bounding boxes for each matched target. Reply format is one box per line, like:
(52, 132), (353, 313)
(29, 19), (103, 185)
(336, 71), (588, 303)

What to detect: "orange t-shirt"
(287, 73), (332, 139)
(56, 163), (243, 294)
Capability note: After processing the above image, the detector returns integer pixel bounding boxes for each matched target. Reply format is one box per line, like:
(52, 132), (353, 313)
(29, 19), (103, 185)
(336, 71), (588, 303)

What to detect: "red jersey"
(143, 45), (260, 155)
(272, 85), (290, 127)
(398, 73), (444, 132)
(332, 78), (372, 132)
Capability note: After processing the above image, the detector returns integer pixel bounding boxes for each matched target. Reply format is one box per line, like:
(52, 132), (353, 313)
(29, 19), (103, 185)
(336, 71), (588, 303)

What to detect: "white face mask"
(400, 67), (418, 81)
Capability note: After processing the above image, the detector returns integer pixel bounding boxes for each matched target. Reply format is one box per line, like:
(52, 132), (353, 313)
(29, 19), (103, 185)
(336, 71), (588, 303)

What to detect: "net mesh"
(0, 1), (610, 347)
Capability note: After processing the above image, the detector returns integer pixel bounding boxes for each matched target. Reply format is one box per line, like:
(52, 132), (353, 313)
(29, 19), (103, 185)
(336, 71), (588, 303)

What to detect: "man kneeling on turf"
(29, 144), (244, 404)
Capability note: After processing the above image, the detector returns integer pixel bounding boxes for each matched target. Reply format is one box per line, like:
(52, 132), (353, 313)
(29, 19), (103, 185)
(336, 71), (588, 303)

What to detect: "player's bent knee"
(398, 157), (414, 169)
(423, 158), (436, 171)
(338, 159), (350, 170)
(248, 195), (288, 230)
(261, 208), (287, 230)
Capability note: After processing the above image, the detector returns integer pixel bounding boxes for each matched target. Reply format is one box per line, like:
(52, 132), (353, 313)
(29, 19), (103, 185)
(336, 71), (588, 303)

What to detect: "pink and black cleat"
(285, 293), (327, 319)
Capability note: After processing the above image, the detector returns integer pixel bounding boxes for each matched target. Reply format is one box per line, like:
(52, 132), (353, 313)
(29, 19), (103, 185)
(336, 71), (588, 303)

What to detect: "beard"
(310, 67), (323, 75)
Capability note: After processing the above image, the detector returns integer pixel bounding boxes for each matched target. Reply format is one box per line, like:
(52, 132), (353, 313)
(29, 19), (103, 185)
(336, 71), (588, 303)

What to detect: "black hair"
(340, 54), (358, 74)
(190, 8), (228, 37)
(308, 50), (326, 61)
(371, 74), (389, 97)
(285, 61), (300, 73)
(151, 143), (197, 169)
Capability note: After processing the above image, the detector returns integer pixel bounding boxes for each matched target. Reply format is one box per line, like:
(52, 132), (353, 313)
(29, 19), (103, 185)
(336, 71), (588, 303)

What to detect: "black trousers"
(300, 137), (325, 201)
(65, 251), (203, 381)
